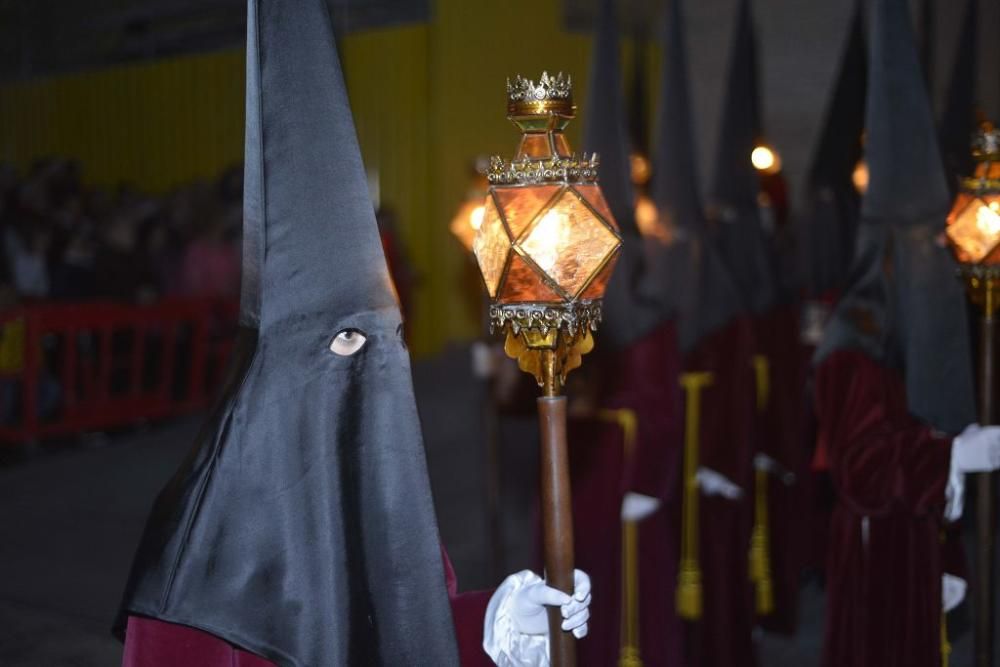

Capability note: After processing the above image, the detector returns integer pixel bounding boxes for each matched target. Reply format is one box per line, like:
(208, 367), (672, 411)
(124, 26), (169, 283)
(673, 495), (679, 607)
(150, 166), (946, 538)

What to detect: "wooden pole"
(537, 390), (576, 667)
(975, 278), (997, 667)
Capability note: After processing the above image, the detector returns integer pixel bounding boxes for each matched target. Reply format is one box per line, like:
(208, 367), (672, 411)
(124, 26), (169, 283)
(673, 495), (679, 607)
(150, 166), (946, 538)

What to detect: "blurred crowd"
(0, 158), (243, 310)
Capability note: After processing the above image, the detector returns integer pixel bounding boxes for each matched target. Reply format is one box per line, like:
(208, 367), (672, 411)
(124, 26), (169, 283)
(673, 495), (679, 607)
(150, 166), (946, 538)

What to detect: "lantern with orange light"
(947, 124), (1000, 268)
(472, 71), (622, 667)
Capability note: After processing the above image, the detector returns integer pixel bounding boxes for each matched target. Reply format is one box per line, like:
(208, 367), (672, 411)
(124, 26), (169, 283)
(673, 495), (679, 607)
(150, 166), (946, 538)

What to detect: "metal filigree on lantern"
(472, 72), (622, 391)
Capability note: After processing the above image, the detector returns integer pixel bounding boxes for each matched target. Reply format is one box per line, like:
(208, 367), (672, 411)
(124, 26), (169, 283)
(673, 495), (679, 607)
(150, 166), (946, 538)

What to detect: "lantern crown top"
(507, 72), (575, 117)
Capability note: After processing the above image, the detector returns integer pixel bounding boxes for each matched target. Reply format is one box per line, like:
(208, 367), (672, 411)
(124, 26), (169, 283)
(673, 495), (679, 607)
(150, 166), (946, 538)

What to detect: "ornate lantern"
(946, 123), (1000, 265)
(472, 72), (622, 667)
(473, 72), (622, 394)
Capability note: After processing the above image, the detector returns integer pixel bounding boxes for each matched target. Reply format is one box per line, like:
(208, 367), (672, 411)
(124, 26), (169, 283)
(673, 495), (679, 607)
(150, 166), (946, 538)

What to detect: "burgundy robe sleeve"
(441, 546), (494, 667)
(815, 349), (952, 518)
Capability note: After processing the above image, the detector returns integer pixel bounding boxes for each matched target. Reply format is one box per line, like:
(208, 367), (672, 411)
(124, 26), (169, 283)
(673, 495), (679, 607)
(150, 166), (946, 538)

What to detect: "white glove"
(946, 424), (1000, 521)
(483, 570), (591, 667)
(943, 573), (968, 613)
(696, 467), (744, 500)
(621, 492), (661, 521)
(952, 424), (1000, 473)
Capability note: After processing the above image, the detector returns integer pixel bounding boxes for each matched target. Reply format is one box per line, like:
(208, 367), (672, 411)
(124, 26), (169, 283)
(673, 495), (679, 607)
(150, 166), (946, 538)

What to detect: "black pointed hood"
(939, 0), (978, 189)
(585, 0), (662, 348)
(628, 36), (650, 157)
(707, 0), (776, 314)
(648, 0), (744, 351)
(117, 1), (460, 664)
(242, 0), (398, 330)
(799, 1), (867, 297)
(816, 0), (974, 434)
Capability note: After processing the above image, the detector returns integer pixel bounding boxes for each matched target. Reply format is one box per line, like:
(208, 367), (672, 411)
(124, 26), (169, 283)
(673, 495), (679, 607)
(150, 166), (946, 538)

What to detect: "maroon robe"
(752, 304), (808, 634)
(569, 322), (683, 667)
(122, 548), (493, 667)
(816, 349), (953, 667)
(682, 317), (757, 667)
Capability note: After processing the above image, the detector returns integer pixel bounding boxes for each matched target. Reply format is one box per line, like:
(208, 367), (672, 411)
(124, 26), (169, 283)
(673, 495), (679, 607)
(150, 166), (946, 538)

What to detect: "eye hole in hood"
(329, 329), (367, 356)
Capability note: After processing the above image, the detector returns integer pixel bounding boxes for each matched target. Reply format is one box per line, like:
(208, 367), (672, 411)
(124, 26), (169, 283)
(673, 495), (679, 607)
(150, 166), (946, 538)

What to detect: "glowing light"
(635, 194), (671, 242)
(852, 159), (869, 194)
(976, 203), (1000, 237)
(630, 153), (651, 186)
(470, 205), (485, 231)
(751, 145), (780, 173)
(528, 209), (569, 272)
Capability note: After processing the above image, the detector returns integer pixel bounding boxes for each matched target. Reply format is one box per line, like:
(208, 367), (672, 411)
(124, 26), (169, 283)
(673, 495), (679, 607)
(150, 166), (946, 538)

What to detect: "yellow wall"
(0, 1), (657, 355)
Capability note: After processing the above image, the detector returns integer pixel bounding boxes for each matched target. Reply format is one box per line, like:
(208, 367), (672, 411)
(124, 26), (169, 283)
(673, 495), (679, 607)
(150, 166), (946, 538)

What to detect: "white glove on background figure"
(942, 573), (968, 613)
(696, 467), (744, 500)
(483, 569), (591, 667)
(621, 492), (661, 521)
(946, 424), (1000, 521)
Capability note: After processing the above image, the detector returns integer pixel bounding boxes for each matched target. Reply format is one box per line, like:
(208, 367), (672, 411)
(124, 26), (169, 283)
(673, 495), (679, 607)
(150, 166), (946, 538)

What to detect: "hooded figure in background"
(813, 0), (1000, 664)
(799, 0), (867, 307)
(558, 0), (684, 665)
(647, 1), (756, 665)
(707, 0), (777, 316)
(705, 0), (807, 645)
(795, 0), (867, 585)
(116, 1), (591, 666)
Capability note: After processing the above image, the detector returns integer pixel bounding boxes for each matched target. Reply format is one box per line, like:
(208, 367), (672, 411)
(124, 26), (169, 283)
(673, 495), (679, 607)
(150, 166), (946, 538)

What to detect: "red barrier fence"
(0, 299), (238, 444)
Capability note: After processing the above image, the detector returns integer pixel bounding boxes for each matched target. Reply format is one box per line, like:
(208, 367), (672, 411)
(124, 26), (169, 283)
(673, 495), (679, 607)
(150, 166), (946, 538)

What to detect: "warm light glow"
(751, 145), (781, 174)
(630, 153), (651, 186)
(527, 209), (570, 273)
(852, 159), (869, 194)
(451, 200), (488, 252)
(976, 202), (1000, 237)
(635, 194), (671, 243)
(946, 194), (1000, 264)
(470, 205), (485, 231)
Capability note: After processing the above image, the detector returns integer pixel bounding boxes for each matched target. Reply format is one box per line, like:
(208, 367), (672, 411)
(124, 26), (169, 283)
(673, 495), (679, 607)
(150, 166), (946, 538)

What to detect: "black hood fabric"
(708, 0), (777, 314)
(938, 0), (978, 191)
(815, 0), (974, 435)
(116, 1), (460, 665)
(584, 0), (664, 349)
(799, 1), (867, 297)
(647, 0), (744, 352)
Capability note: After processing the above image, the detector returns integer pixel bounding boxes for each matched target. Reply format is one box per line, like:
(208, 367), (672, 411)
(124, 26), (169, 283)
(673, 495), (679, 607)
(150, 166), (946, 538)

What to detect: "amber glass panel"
(515, 132), (572, 159)
(573, 184), (619, 231)
(519, 189), (621, 297)
(494, 184), (561, 239)
(946, 195), (1000, 264)
(579, 252), (620, 300)
(973, 161), (1000, 180)
(473, 194), (512, 298)
(499, 252), (564, 303)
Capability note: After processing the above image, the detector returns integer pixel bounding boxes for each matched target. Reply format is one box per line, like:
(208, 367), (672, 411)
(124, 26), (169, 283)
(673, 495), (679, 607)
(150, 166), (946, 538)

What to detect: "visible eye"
(329, 329), (367, 356)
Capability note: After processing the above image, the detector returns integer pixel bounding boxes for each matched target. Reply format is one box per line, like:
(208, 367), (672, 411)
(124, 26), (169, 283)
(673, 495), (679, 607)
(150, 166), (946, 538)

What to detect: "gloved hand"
(483, 570), (591, 666)
(696, 467), (744, 500)
(952, 424), (1000, 473)
(946, 424), (1000, 521)
(942, 573), (967, 613)
(621, 492), (661, 522)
